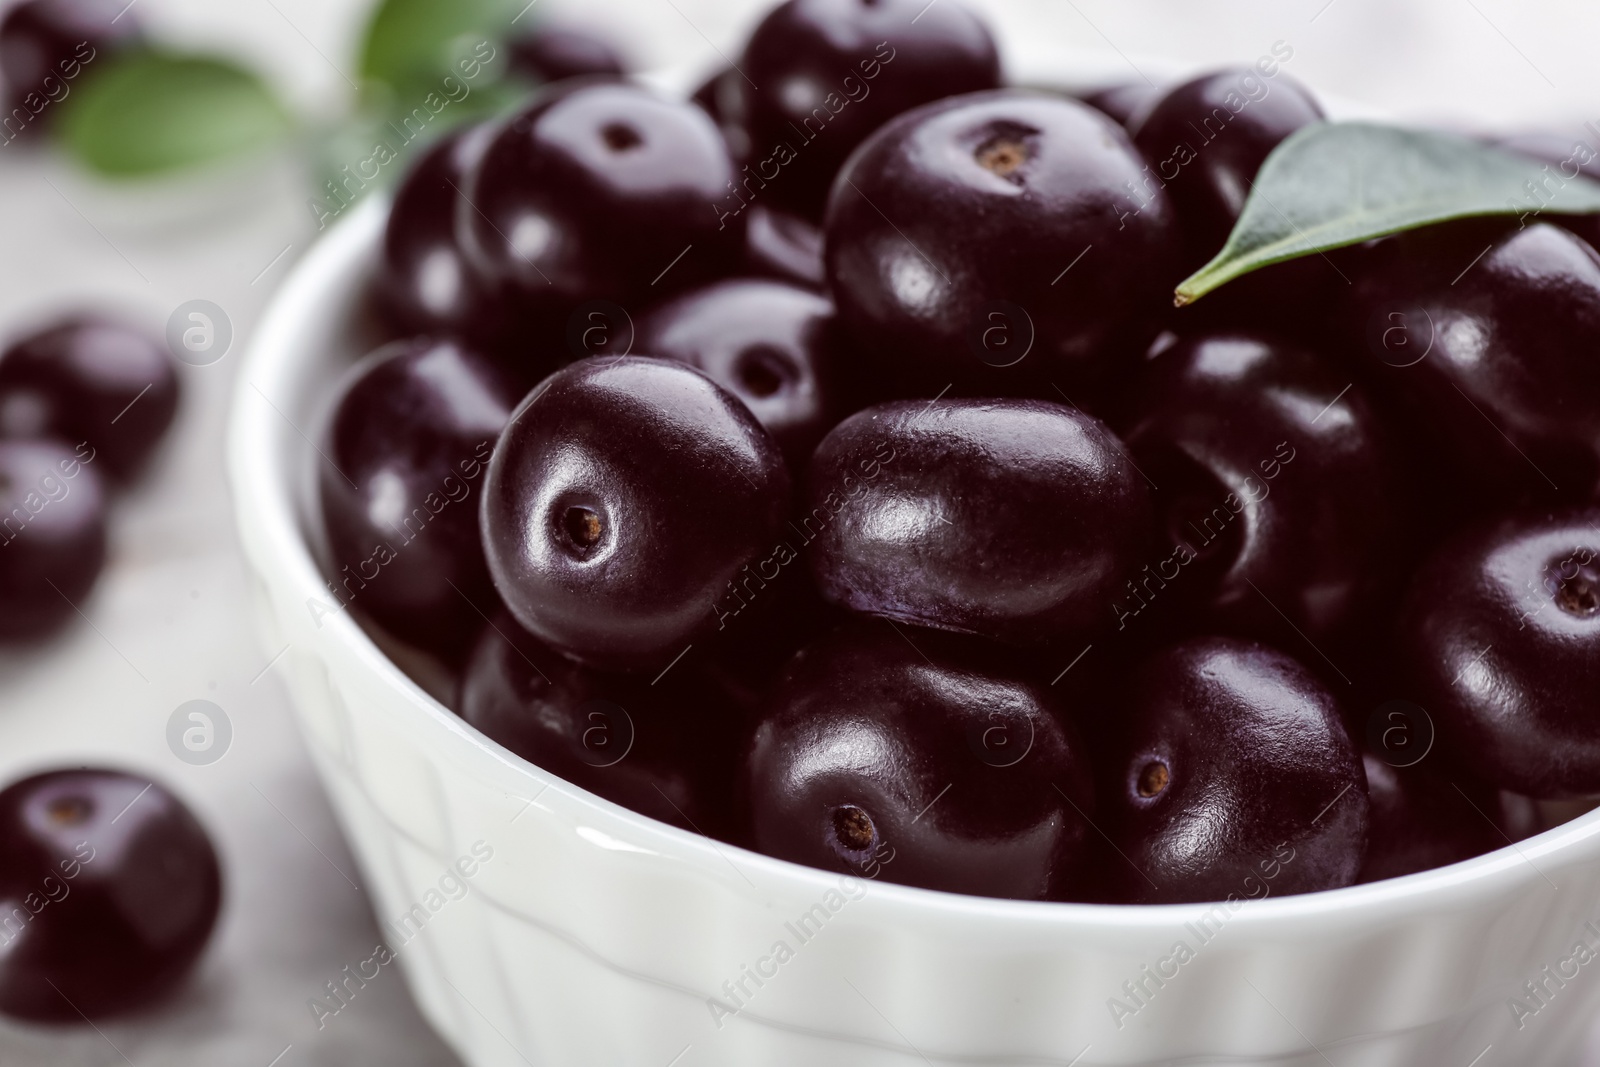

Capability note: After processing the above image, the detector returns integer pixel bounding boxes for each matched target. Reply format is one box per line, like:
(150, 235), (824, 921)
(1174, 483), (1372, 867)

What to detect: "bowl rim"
(227, 74), (1600, 941)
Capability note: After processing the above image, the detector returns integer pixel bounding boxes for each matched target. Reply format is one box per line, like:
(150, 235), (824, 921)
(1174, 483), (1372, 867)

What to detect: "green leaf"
(57, 51), (290, 177)
(359, 0), (518, 92)
(1175, 122), (1600, 305)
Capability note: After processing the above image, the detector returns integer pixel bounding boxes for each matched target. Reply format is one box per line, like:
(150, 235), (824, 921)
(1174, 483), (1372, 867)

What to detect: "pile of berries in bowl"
(310, 0), (1600, 912)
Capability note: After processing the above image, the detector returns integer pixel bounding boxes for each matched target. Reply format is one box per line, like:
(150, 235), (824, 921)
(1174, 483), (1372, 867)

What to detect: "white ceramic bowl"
(229, 55), (1600, 1067)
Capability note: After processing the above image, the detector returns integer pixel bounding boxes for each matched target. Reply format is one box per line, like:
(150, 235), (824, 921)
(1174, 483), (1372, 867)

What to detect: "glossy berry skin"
(638, 278), (840, 464)
(1102, 637), (1367, 904)
(1171, 250), (1358, 346)
(320, 338), (519, 656)
(458, 616), (746, 838)
(1082, 81), (1159, 129)
(0, 316), (179, 480)
(806, 398), (1150, 648)
(1358, 754), (1524, 883)
(461, 81), (739, 311)
(0, 0), (138, 119)
(0, 438), (106, 639)
(0, 769), (221, 1021)
(1348, 220), (1600, 502)
(1395, 508), (1600, 797)
(482, 357), (790, 672)
(739, 0), (1001, 218)
(825, 91), (1180, 397)
(508, 24), (626, 84)
(1130, 66), (1323, 271)
(1118, 333), (1399, 644)
(691, 66), (751, 163)
(744, 623), (1094, 899)
(377, 126), (520, 357)
(743, 204), (825, 289)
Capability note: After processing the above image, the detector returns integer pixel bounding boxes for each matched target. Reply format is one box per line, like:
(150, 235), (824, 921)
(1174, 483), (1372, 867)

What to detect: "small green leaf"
(57, 51), (290, 177)
(359, 0), (518, 92)
(1175, 122), (1600, 305)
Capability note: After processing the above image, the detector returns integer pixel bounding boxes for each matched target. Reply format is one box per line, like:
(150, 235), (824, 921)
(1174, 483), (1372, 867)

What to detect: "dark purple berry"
(1130, 66), (1322, 271)
(1082, 81), (1159, 128)
(508, 24), (627, 84)
(743, 204), (825, 289)
(638, 278), (841, 464)
(1348, 220), (1600, 502)
(377, 125), (522, 358)
(805, 398), (1150, 648)
(825, 90), (1180, 397)
(739, 0), (1000, 218)
(461, 81), (740, 312)
(0, 769), (220, 1021)
(1358, 754), (1523, 883)
(691, 65), (751, 163)
(1102, 637), (1367, 903)
(1395, 508), (1600, 796)
(0, 0), (138, 128)
(320, 338), (519, 657)
(1118, 332), (1401, 645)
(481, 357), (790, 672)
(0, 315), (179, 480)
(458, 616), (747, 838)
(0, 438), (106, 639)
(744, 623), (1094, 899)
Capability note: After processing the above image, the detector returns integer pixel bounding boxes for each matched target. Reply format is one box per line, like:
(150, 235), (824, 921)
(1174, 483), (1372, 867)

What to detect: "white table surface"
(2, 1), (1599, 1064)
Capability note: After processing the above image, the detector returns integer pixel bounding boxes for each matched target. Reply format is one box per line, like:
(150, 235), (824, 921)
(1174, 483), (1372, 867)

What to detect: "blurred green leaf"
(1176, 122), (1600, 305)
(57, 51), (290, 177)
(359, 0), (520, 93)
(308, 74), (531, 226)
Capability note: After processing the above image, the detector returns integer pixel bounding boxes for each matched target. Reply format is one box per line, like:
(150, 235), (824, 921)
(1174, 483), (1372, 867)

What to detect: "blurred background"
(1, 0), (1598, 1063)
